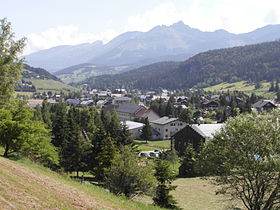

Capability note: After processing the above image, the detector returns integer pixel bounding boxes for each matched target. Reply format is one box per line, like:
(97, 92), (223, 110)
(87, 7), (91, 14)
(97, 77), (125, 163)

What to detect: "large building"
(105, 104), (160, 122)
(151, 117), (187, 140)
(173, 123), (223, 154)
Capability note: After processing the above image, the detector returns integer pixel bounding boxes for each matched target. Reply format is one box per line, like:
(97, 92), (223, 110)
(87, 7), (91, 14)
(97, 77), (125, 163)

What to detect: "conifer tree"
(92, 135), (118, 182)
(141, 118), (153, 143)
(153, 160), (180, 209)
(179, 143), (198, 177)
(60, 107), (90, 177)
(52, 102), (68, 147)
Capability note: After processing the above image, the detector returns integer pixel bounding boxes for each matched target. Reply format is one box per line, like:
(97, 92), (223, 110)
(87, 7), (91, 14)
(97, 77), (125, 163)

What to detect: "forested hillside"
(83, 41), (280, 90)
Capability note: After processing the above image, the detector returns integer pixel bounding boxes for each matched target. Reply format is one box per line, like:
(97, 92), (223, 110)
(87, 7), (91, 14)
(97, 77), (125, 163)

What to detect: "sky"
(1, 0), (280, 55)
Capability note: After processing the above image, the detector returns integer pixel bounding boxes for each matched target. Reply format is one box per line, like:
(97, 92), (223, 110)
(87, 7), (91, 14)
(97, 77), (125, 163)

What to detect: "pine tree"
(141, 118), (153, 143)
(92, 135), (118, 183)
(52, 102), (68, 147)
(179, 143), (198, 177)
(153, 160), (180, 209)
(165, 99), (175, 117)
(60, 107), (90, 177)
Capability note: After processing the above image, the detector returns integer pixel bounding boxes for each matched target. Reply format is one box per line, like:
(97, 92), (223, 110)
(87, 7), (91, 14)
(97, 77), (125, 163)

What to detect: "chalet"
(252, 100), (277, 111)
(174, 123), (223, 154)
(112, 96), (132, 104)
(202, 100), (220, 108)
(151, 117), (187, 140)
(66, 98), (80, 105)
(107, 104), (160, 122)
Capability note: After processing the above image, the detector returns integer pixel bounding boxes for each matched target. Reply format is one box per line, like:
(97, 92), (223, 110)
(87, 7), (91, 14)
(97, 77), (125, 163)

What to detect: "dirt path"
(0, 157), (114, 210)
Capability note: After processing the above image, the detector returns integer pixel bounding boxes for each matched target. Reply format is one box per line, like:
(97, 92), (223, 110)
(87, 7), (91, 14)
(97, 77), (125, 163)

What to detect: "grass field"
(204, 81), (275, 98)
(31, 79), (79, 93)
(135, 140), (171, 151)
(0, 156), (163, 210)
(136, 178), (242, 210)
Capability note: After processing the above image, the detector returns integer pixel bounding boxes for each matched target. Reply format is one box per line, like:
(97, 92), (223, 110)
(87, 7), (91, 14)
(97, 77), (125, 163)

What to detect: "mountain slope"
(15, 64), (78, 93)
(25, 22), (280, 73)
(83, 41), (280, 90)
(0, 156), (162, 209)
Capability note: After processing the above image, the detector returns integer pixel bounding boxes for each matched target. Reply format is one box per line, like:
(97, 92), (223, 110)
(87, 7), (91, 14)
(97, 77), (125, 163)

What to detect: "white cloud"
(125, 2), (181, 32)
(125, 0), (280, 34)
(24, 0), (280, 55)
(24, 26), (119, 55)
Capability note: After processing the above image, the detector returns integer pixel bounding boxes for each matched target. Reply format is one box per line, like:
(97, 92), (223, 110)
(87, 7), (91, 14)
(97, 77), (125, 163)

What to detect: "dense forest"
(82, 41), (280, 90)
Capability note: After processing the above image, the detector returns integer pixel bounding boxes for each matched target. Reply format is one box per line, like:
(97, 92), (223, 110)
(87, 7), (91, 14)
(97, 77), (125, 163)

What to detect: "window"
(166, 129), (168, 132)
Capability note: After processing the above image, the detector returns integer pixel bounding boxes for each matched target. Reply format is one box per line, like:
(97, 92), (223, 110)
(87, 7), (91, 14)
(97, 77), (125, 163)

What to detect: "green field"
(0, 156), (163, 210)
(135, 140), (171, 151)
(31, 79), (79, 93)
(204, 81), (275, 98)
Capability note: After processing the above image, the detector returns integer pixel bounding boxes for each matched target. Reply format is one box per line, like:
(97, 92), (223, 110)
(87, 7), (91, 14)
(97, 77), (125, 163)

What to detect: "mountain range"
(25, 21), (280, 74)
(81, 40), (280, 90)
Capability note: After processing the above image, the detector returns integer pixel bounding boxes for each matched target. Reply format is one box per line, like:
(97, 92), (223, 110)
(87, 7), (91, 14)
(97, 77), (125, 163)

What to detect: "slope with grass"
(0, 156), (162, 210)
(31, 79), (79, 93)
(204, 81), (276, 97)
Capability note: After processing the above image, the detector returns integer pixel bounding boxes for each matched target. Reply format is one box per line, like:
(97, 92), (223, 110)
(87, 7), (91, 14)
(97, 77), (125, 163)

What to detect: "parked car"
(139, 152), (150, 157)
(149, 152), (159, 157)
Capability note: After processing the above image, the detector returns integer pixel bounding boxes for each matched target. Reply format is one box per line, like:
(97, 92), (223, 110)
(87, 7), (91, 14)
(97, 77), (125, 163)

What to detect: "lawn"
(31, 79), (79, 93)
(204, 80), (275, 98)
(135, 177), (242, 210)
(135, 139), (171, 151)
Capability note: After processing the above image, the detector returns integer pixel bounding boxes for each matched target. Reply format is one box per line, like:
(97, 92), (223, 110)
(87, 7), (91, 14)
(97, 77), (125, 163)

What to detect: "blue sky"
(1, 0), (280, 54)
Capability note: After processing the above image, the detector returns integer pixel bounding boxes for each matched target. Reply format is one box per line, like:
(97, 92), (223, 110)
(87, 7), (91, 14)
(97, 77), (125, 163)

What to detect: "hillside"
(0, 156), (162, 210)
(82, 41), (280, 90)
(15, 64), (79, 94)
(54, 63), (133, 84)
(25, 22), (280, 73)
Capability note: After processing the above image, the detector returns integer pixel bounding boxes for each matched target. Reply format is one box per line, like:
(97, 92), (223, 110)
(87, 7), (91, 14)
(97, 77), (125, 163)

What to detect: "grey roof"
(252, 100), (276, 108)
(123, 121), (144, 130)
(151, 116), (178, 125)
(66, 99), (80, 104)
(191, 124), (224, 138)
(116, 104), (144, 114)
(114, 96), (131, 101)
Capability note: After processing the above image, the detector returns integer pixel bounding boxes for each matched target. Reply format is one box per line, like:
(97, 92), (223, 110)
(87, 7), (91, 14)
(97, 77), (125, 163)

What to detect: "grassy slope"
(31, 79), (79, 93)
(0, 156), (162, 210)
(204, 81), (275, 98)
(135, 140), (171, 151)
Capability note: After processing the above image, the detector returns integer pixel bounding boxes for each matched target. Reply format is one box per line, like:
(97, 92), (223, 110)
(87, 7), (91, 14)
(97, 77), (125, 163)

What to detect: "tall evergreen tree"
(153, 160), (180, 209)
(141, 118), (153, 143)
(52, 102), (68, 147)
(60, 107), (90, 177)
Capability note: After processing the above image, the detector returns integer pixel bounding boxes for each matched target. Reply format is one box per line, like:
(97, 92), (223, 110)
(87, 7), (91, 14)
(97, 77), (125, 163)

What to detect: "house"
(66, 99), (80, 105)
(252, 100), (277, 111)
(113, 104), (160, 122)
(151, 117), (187, 140)
(80, 100), (94, 106)
(202, 100), (220, 108)
(174, 123), (224, 154)
(112, 96), (132, 104)
(123, 121), (144, 139)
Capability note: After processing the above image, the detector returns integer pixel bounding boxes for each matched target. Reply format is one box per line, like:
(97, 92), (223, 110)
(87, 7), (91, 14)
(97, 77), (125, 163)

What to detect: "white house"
(151, 116), (187, 140)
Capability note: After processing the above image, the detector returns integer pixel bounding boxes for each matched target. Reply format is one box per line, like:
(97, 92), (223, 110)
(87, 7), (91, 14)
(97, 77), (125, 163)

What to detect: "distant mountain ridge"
(81, 40), (280, 90)
(25, 21), (280, 73)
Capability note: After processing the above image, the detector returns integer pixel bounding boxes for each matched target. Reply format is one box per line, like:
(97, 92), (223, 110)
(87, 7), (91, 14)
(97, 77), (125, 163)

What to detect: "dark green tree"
(92, 135), (118, 182)
(106, 146), (155, 198)
(51, 102), (68, 147)
(60, 107), (90, 177)
(141, 118), (153, 143)
(153, 160), (180, 209)
(179, 143), (198, 177)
